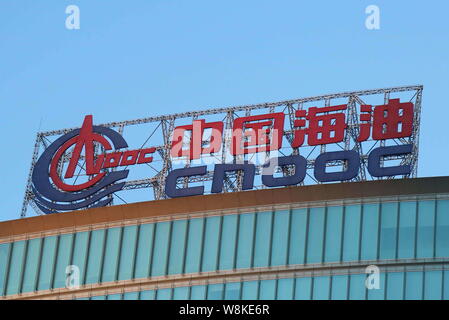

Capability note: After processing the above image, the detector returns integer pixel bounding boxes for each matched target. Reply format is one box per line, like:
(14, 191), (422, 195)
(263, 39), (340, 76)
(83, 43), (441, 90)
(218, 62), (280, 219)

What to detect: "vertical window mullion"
(147, 223), (157, 278)
(215, 216), (224, 272)
(322, 206), (328, 264)
(187, 283), (192, 300)
(376, 203), (382, 260)
(433, 200), (438, 258)
(34, 238), (45, 291)
(1, 243), (12, 296)
(68, 232), (76, 270)
(358, 204), (364, 261)
(239, 280), (243, 300)
(232, 214), (241, 270)
(274, 277), (279, 300)
(304, 207), (310, 264)
(286, 209), (293, 265)
(292, 274), (297, 300)
(402, 267), (407, 300)
(221, 282), (226, 300)
(256, 278), (261, 300)
(267, 210), (274, 267)
(441, 267), (445, 300)
(205, 281), (209, 300)
(50, 235), (60, 289)
(250, 212), (258, 269)
(198, 217), (206, 273)
(33, 238), (44, 291)
(346, 273), (351, 300)
(164, 220), (173, 276)
(310, 276), (314, 300)
(395, 202), (400, 260)
(131, 225), (141, 280)
(181, 219), (190, 275)
(340, 206), (346, 262)
(99, 229), (108, 283)
(18, 240), (29, 294)
(115, 227), (125, 282)
(414, 201), (419, 259)
(82, 231), (92, 285)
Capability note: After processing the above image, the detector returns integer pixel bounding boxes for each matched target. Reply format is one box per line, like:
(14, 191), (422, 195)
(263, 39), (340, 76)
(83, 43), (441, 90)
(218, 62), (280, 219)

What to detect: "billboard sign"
(23, 85), (422, 216)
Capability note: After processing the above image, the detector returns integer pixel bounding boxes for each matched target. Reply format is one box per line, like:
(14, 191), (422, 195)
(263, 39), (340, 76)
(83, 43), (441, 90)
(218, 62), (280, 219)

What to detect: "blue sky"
(1, 0), (448, 222)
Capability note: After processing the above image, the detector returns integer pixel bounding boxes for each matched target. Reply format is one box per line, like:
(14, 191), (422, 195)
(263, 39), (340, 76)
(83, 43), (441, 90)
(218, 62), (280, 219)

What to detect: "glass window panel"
(185, 218), (205, 274)
(190, 285), (207, 300)
(236, 213), (256, 269)
(85, 230), (106, 285)
(277, 278), (294, 300)
(0, 243), (11, 296)
(271, 210), (290, 266)
(134, 224), (155, 279)
(380, 202), (399, 260)
(151, 222), (172, 277)
(306, 207), (326, 264)
(225, 282), (241, 300)
(21, 238), (42, 293)
(436, 200), (449, 257)
(123, 291), (139, 300)
(91, 295), (106, 300)
(254, 211), (272, 268)
(140, 290), (155, 300)
(342, 205), (362, 262)
(295, 277), (312, 300)
(398, 201), (417, 259)
(241, 281), (258, 300)
(367, 272), (385, 300)
(331, 275), (348, 300)
(405, 272), (423, 300)
(53, 234), (73, 289)
(156, 288), (172, 300)
(6, 241), (26, 295)
(289, 209), (308, 265)
(173, 286), (190, 300)
(219, 214), (238, 271)
(107, 293), (122, 300)
(361, 203), (380, 261)
(312, 276), (330, 300)
(386, 272), (404, 300)
(77, 297), (89, 300)
(102, 227), (122, 282)
(37, 236), (58, 291)
(424, 271), (443, 300)
(349, 274), (366, 300)
(202, 216), (221, 272)
(207, 283), (224, 300)
(259, 279), (276, 300)
(168, 220), (188, 275)
(118, 225), (138, 281)
(324, 206), (343, 263)
(72, 232), (89, 285)
(417, 200), (436, 258)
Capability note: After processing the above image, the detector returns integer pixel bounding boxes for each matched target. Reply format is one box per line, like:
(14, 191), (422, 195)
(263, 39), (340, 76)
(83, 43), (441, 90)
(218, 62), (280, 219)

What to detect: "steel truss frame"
(21, 85), (423, 218)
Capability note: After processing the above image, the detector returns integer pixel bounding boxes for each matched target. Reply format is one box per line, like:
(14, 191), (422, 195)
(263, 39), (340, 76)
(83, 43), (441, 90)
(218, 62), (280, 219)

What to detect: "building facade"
(1, 176), (449, 300)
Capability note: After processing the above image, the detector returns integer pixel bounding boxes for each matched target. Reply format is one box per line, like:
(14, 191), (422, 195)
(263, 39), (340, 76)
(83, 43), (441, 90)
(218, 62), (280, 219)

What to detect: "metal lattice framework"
(21, 85), (423, 218)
